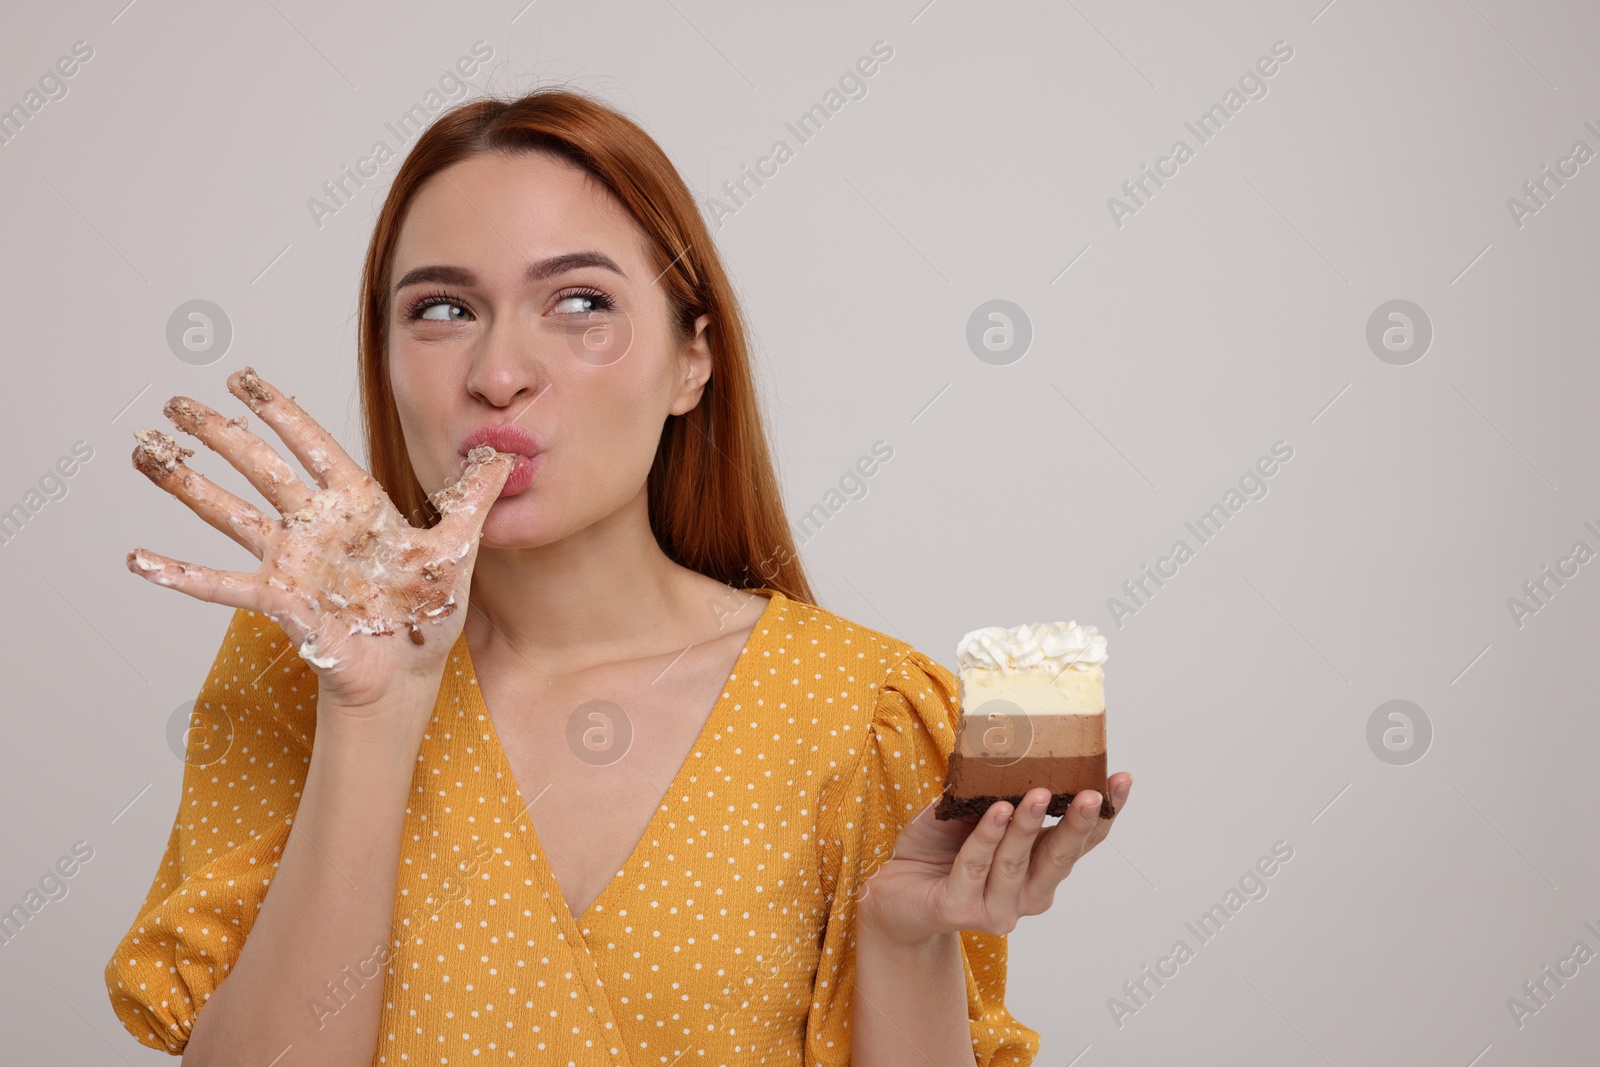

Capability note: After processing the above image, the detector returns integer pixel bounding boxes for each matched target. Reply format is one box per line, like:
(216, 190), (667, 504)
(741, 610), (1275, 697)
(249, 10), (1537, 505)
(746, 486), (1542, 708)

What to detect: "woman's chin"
(473, 495), (548, 549)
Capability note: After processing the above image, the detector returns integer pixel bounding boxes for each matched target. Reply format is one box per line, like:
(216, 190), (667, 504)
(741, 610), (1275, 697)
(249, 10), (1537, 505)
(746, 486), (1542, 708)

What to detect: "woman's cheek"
(390, 359), (454, 491)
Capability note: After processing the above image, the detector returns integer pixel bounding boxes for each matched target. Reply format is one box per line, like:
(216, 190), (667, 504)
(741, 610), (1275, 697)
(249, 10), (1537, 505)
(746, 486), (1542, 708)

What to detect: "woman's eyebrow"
(394, 250), (626, 293)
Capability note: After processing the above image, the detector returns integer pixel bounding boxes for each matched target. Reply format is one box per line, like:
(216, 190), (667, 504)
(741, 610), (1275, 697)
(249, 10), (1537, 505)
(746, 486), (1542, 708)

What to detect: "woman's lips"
(460, 422), (543, 458)
(498, 452), (541, 497)
(459, 422), (545, 498)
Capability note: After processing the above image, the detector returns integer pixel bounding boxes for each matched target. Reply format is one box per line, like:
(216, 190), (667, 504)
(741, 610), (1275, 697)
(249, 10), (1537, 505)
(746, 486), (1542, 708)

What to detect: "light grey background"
(2, 0), (1595, 1062)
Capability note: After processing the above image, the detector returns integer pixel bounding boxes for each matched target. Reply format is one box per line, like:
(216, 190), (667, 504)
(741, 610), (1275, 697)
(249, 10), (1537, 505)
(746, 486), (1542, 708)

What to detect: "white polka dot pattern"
(103, 588), (1041, 1065)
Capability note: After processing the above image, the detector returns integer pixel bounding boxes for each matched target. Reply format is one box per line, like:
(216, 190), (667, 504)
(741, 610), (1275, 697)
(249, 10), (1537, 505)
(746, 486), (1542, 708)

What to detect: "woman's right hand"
(127, 366), (513, 720)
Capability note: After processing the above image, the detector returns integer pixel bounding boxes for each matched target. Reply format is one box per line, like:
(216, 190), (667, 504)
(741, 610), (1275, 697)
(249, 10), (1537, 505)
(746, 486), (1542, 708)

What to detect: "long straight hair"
(356, 89), (814, 606)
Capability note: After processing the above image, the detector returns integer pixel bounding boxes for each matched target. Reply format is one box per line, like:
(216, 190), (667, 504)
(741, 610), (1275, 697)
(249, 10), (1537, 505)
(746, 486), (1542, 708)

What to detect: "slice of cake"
(934, 621), (1114, 821)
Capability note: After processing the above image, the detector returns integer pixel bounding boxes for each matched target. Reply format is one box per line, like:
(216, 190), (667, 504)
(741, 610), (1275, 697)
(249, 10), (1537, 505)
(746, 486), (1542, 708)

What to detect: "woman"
(104, 88), (1131, 1065)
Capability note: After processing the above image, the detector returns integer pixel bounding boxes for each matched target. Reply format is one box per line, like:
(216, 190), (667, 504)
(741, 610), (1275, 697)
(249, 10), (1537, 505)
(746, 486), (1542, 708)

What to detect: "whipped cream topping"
(956, 620), (1107, 674)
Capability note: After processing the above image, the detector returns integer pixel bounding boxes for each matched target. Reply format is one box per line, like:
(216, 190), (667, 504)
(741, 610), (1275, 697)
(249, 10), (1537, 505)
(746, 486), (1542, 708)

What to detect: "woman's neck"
(460, 505), (752, 679)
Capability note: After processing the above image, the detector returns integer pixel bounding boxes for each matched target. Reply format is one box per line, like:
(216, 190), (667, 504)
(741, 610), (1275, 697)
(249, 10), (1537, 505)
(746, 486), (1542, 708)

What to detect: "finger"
(1022, 790), (1105, 903)
(1099, 771), (1131, 821)
(986, 787), (1053, 906)
(132, 429), (276, 557)
(943, 797), (1019, 913)
(127, 547), (260, 611)
(226, 366), (367, 490)
(162, 395), (315, 515)
(430, 447), (516, 545)
(1083, 774), (1131, 848)
(1103, 772), (1132, 823)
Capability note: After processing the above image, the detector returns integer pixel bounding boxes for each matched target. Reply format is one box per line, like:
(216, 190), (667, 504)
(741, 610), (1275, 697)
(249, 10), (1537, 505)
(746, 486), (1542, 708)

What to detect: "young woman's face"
(387, 150), (708, 547)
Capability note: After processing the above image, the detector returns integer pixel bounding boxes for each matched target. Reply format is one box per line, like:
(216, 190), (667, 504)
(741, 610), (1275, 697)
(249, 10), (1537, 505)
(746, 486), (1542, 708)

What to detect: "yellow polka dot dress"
(104, 588), (1041, 1065)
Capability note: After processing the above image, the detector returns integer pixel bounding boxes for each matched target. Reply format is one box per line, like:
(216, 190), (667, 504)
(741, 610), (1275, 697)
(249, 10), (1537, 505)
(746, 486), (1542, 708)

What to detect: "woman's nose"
(465, 320), (548, 410)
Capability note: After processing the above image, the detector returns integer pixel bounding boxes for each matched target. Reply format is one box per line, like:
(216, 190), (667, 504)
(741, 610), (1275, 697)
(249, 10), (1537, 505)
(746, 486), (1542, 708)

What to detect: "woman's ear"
(672, 314), (713, 415)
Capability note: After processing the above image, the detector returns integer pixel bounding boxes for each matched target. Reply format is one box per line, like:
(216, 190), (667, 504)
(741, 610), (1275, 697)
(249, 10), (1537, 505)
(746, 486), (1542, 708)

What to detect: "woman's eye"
(419, 301), (468, 321)
(553, 292), (614, 315)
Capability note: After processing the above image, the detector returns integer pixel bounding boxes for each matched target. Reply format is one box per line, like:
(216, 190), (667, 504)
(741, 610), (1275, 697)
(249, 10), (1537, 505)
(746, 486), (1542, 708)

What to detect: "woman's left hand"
(854, 772), (1132, 947)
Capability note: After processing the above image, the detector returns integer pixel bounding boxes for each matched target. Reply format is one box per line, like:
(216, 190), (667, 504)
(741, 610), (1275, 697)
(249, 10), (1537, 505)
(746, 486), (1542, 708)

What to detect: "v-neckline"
(456, 587), (781, 930)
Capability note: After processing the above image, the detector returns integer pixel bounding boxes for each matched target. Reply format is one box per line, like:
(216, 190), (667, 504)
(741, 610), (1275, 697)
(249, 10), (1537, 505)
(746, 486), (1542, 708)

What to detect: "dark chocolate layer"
(945, 751), (1107, 795)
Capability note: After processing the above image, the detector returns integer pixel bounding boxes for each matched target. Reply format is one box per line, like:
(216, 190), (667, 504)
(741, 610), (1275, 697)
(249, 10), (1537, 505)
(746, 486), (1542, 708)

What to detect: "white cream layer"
(958, 665), (1104, 715)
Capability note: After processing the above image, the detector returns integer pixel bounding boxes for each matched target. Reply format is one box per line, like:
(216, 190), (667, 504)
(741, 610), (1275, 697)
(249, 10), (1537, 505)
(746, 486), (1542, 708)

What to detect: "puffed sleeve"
(103, 607), (317, 1054)
(806, 646), (1042, 1066)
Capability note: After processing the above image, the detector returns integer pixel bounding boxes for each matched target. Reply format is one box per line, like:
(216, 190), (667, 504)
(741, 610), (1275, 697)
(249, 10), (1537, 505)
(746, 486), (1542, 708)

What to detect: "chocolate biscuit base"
(935, 786), (1116, 821)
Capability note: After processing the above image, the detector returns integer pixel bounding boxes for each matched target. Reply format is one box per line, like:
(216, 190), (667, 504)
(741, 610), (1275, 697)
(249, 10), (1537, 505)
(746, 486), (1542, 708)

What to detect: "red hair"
(356, 88), (814, 606)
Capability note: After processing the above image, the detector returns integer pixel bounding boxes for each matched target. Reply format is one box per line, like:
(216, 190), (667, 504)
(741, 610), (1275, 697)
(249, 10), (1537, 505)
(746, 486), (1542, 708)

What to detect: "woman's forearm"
(180, 690), (434, 1067)
(852, 921), (977, 1066)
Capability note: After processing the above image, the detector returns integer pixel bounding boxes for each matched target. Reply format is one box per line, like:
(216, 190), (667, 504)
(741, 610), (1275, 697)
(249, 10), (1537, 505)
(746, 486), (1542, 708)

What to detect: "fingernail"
(994, 804), (1012, 825)
(1115, 781), (1131, 801)
(1030, 797), (1047, 817)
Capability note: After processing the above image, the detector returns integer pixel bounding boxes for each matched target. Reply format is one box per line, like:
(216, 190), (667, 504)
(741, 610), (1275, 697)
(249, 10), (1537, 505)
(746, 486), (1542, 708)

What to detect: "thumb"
(430, 447), (516, 546)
